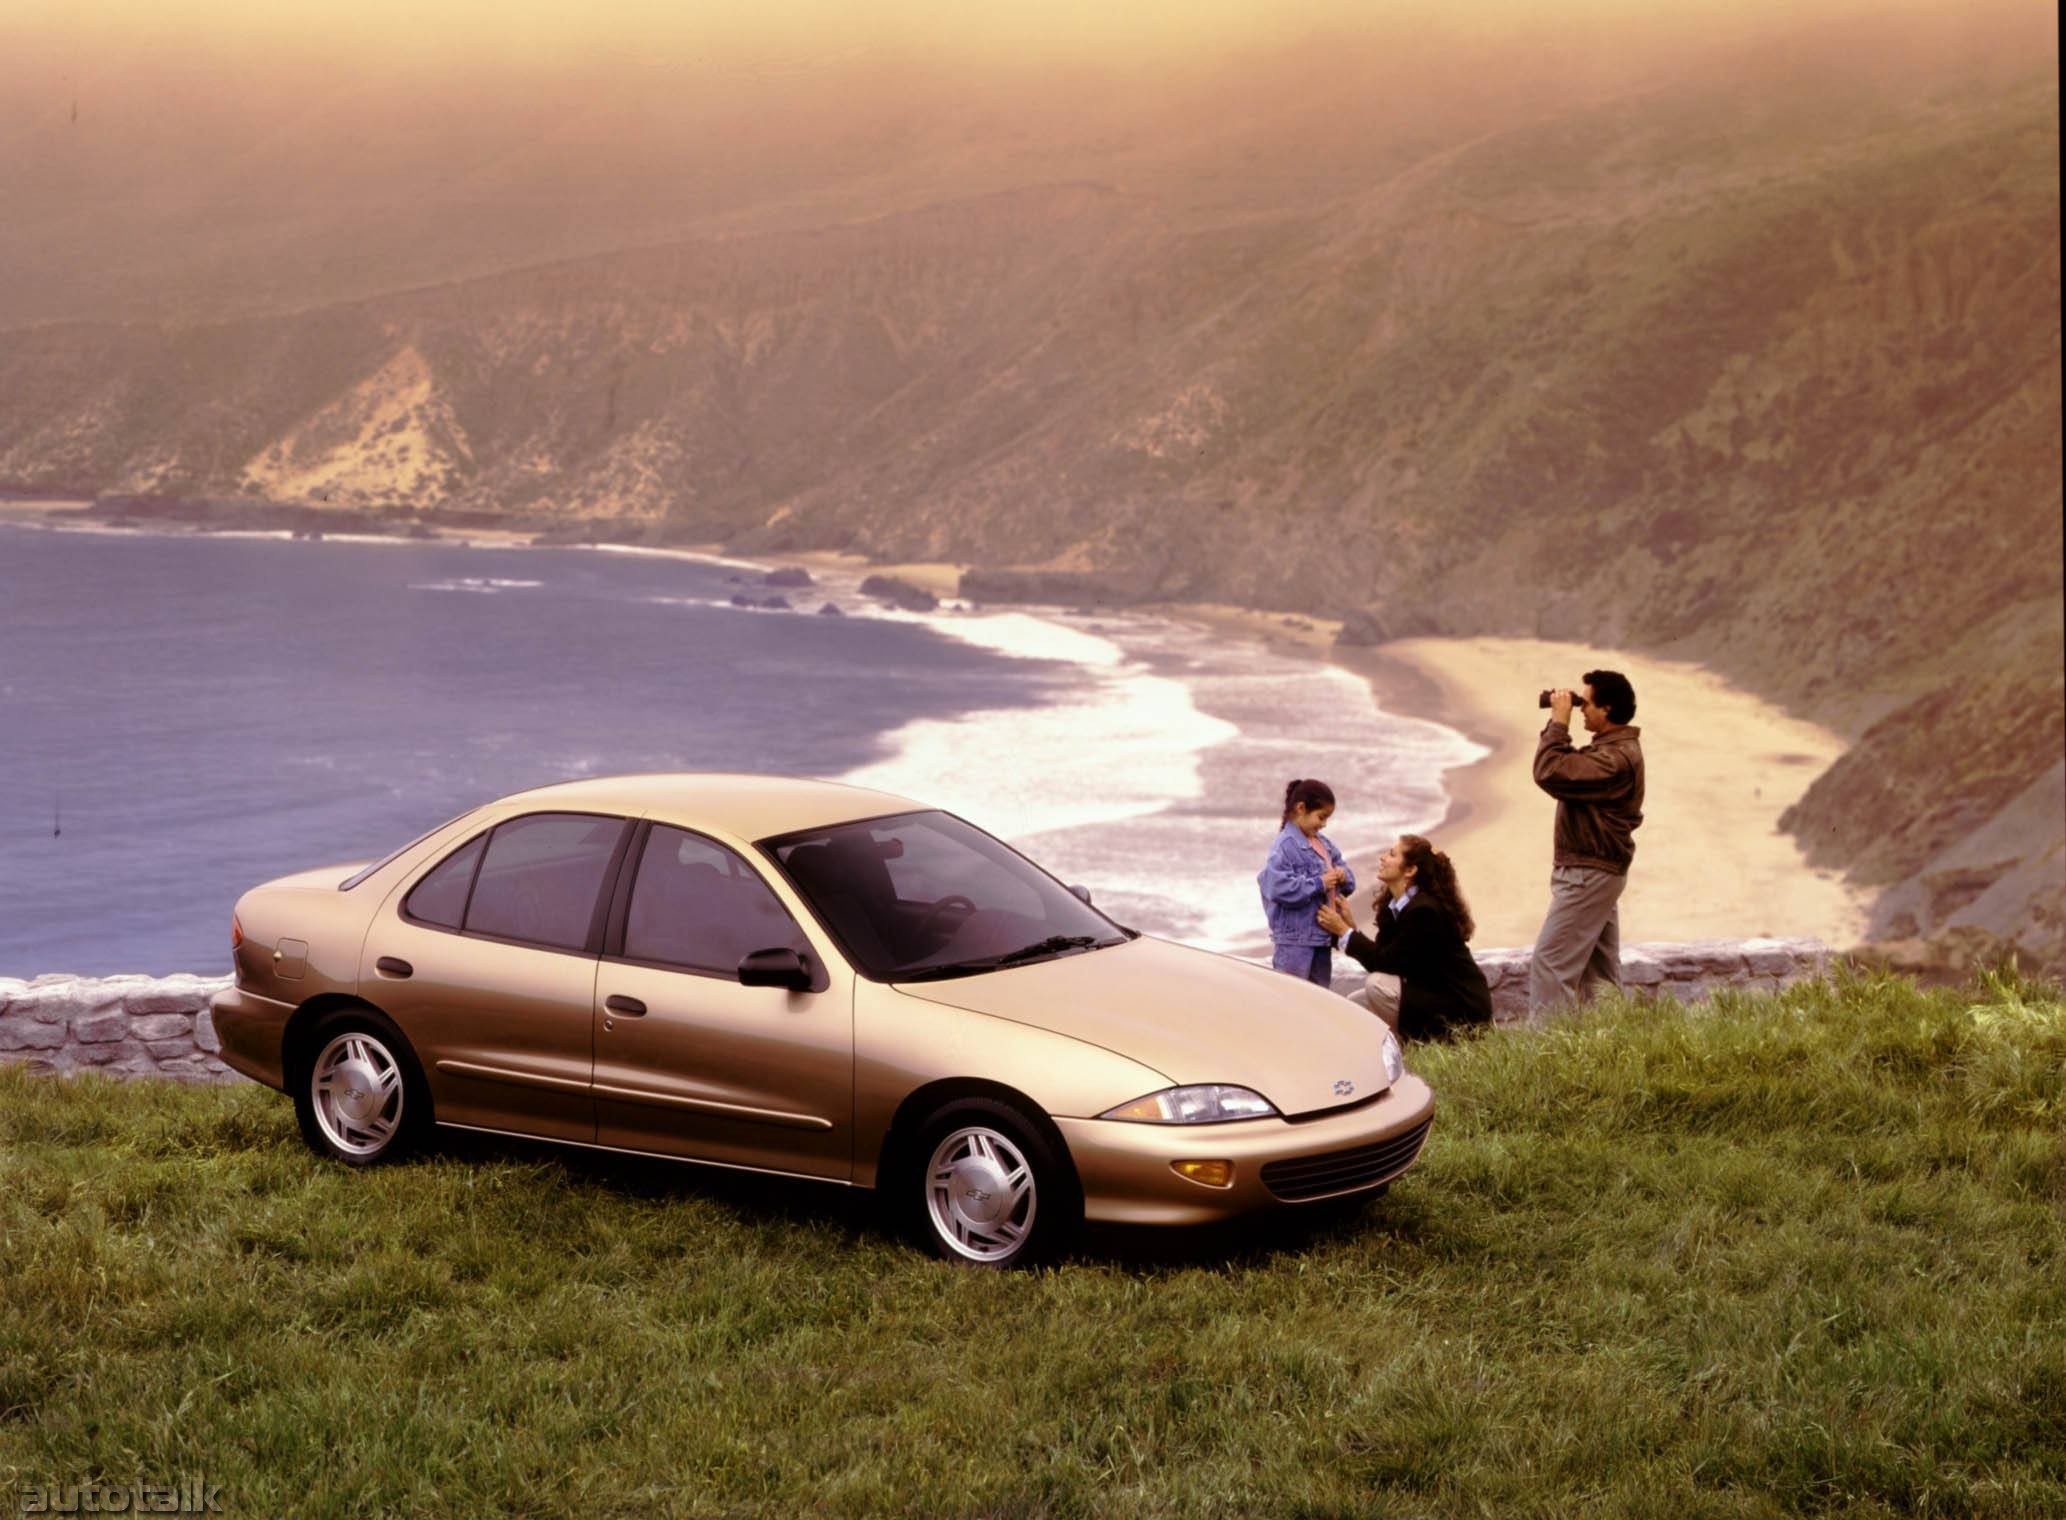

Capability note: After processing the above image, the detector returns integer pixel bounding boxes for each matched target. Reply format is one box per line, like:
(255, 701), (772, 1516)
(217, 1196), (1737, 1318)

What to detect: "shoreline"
(3, 503), (1869, 953)
(1103, 597), (1869, 953)
(1344, 641), (1510, 844)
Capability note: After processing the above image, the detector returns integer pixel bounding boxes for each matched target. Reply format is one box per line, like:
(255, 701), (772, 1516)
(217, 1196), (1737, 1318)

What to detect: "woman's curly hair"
(1396, 834), (1474, 942)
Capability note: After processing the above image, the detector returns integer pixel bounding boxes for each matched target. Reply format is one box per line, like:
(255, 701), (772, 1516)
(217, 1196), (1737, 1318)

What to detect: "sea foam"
(840, 613), (1238, 838)
(825, 585), (1488, 956)
(408, 576), (543, 593)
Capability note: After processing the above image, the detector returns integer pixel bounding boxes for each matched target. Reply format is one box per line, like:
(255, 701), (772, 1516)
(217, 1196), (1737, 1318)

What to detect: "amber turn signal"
(1170, 1159), (1234, 1189)
(231, 913), (243, 950)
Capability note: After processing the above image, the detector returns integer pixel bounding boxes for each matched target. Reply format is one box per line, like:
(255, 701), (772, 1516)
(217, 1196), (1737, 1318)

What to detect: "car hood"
(894, 934), (1396, 1117)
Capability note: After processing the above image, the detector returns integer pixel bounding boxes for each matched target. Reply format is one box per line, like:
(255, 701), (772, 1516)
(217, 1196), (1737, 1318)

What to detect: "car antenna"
(53, 790), (61, 838)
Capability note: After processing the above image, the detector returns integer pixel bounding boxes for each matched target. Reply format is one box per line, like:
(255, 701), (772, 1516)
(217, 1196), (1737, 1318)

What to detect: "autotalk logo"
(1333, 1079), (1355, 1096)
(18, 1475), (224, 1513)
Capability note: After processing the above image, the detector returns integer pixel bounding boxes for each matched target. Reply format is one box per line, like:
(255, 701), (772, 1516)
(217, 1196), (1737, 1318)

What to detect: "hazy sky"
(0, 0), (2046, 330)
(10, 0), (1907, 71)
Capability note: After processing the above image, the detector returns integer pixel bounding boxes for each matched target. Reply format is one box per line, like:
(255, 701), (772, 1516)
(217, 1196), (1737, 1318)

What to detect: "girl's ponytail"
(1282, 778), (1336, 823)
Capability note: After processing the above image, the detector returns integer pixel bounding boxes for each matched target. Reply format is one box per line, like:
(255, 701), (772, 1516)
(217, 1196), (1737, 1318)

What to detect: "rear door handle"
(604, 994), (647, 1017)
(375, 956), (413, 979)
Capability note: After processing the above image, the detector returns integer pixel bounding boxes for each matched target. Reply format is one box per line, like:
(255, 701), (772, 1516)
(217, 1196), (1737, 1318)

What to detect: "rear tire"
(290, 1007), (432, 1167)
(909, 1097), (1078, 1268)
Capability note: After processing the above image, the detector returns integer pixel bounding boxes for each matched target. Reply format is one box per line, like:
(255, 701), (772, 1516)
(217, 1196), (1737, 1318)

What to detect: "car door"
(591, 822), (853, 1180)
(365, 810), (633, 1144)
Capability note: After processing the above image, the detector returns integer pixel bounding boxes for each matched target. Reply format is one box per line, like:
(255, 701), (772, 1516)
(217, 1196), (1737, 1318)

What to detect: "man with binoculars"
(1529, 669), (1644, 1016)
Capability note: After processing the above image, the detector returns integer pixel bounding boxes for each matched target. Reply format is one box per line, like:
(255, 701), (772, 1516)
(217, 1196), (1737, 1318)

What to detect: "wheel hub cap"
(950, 1157), (1010, 1225)
(333, 1059), (382, 1123)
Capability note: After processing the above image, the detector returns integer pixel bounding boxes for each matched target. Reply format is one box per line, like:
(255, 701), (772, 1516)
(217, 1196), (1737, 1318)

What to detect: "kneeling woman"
(1316, 835), (1493, 1040)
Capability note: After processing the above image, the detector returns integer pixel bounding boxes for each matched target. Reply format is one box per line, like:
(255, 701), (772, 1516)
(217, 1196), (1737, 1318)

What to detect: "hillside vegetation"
(0, 14), (2058, 965)
(1, 972), (2060, 1517)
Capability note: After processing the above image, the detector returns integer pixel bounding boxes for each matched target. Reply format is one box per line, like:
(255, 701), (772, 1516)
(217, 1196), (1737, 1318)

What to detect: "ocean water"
(0, 522), (1484, 976)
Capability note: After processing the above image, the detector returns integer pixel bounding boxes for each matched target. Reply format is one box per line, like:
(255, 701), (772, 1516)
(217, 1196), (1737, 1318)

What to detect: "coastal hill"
(1, 13), (2059, 968)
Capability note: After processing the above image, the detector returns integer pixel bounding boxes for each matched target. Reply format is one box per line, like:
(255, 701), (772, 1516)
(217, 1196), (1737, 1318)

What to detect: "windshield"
(761, 810), (1130, 982)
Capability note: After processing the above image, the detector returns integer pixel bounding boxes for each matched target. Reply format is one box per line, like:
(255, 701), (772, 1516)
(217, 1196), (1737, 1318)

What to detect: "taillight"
(231, 913), (244, 950)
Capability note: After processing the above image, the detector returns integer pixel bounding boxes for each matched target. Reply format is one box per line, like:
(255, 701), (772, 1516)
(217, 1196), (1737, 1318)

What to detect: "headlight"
(1381, 1029), (1405, 1087)
(1099, 1085), (1278, 1123)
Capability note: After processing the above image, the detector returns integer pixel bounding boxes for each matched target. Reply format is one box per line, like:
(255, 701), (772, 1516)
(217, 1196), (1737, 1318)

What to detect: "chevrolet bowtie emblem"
(1333, 1079), (1355, 1096)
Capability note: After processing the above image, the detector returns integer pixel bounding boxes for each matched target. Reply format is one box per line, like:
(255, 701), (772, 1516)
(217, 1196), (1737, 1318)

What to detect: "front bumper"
(209, 986), (295, 1091)
(1056, 1073), (1435, 1226)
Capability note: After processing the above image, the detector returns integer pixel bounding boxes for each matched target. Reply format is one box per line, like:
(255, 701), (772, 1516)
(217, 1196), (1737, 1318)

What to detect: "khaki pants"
(1528, 863), (1627, 1017)
(1347, 972), (1403, 1030)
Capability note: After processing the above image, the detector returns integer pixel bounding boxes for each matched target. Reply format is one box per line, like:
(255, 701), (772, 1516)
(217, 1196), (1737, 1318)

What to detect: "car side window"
(461, 813), (626, 952)
(624, 825), (811, 975)
(402, 833), (486, 930)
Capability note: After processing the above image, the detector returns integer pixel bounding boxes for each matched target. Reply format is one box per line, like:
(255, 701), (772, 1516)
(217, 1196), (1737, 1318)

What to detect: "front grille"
(1260, 1116), (1433, 1202)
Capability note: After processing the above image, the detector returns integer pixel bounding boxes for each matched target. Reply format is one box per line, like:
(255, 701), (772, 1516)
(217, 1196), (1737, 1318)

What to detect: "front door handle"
(604, 994), (647, 1017)
(375, 956), (413, 979)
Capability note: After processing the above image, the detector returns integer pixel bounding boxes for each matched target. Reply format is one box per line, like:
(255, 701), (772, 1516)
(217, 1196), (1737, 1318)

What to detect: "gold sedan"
(212, 775), (1434, 1266)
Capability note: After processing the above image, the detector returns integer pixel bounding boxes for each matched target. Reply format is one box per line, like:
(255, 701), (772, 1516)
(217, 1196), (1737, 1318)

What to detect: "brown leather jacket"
(1533, 721), (1644, 874)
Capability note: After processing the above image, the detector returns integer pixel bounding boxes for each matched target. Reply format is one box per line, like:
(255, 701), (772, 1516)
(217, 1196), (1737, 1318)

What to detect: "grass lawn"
(2, 968), (2060, 1518)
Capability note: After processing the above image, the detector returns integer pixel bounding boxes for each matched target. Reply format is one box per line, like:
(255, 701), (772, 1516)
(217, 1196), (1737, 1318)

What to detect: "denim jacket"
(1257, 822), (1355, 948)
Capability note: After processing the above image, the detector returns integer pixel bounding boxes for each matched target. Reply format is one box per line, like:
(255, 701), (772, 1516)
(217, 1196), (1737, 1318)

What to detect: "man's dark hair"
(1582, 669), (1636, 724)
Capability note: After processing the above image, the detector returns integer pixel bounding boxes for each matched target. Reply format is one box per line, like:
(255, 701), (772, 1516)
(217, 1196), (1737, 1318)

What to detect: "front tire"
(912, 1098), (1078, 1268)
(291, 1009), (432, 1166)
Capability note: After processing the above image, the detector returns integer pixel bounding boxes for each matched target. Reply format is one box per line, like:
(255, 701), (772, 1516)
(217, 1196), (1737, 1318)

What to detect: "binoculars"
(1537, 688), (1579, 709)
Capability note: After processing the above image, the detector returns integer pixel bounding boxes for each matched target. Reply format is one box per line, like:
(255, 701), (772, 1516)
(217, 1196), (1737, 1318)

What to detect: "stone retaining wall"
(3, 938), (1831, 1086)
(1398, 936), (1833, 1024)
(0, 973), (238, 1083)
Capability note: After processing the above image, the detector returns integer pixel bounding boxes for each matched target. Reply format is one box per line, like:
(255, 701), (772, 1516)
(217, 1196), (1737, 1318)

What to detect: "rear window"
(340, 809), (478, 891)
(403, 833), (486, 930)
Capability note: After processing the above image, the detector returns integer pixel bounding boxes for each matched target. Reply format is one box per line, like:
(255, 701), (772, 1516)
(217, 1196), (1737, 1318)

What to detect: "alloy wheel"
(924, 1124), (1039, 1263)
(309, 1031), (406, 1158)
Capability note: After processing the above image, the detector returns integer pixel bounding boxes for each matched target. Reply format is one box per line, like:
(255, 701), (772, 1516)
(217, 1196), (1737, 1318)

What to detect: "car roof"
(495, 772), (928, 842)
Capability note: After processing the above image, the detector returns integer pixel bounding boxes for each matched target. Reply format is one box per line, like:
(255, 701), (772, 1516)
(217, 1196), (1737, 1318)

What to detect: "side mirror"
(1068, 884), (1093, 905)
(738, 947), (813, 992)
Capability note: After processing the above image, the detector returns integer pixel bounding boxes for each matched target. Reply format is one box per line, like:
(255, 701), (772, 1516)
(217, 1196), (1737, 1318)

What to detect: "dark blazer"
(1341, 893), (1493, 1040)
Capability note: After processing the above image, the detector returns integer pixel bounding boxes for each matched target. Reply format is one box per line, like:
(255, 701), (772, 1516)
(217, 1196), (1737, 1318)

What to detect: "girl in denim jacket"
(1258, 778), (1354, 984)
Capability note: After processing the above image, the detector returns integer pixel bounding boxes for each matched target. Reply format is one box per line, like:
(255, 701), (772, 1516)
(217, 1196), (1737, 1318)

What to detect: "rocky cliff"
(0, 17), (2058, 968)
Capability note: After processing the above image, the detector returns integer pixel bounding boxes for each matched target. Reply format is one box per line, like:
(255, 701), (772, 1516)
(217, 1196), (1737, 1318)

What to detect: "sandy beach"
(1142, 606), (1870, 951)
(780, 548), (968, 600)
(1337, 637), (1873, 953)
(0, 499), (92, 520)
